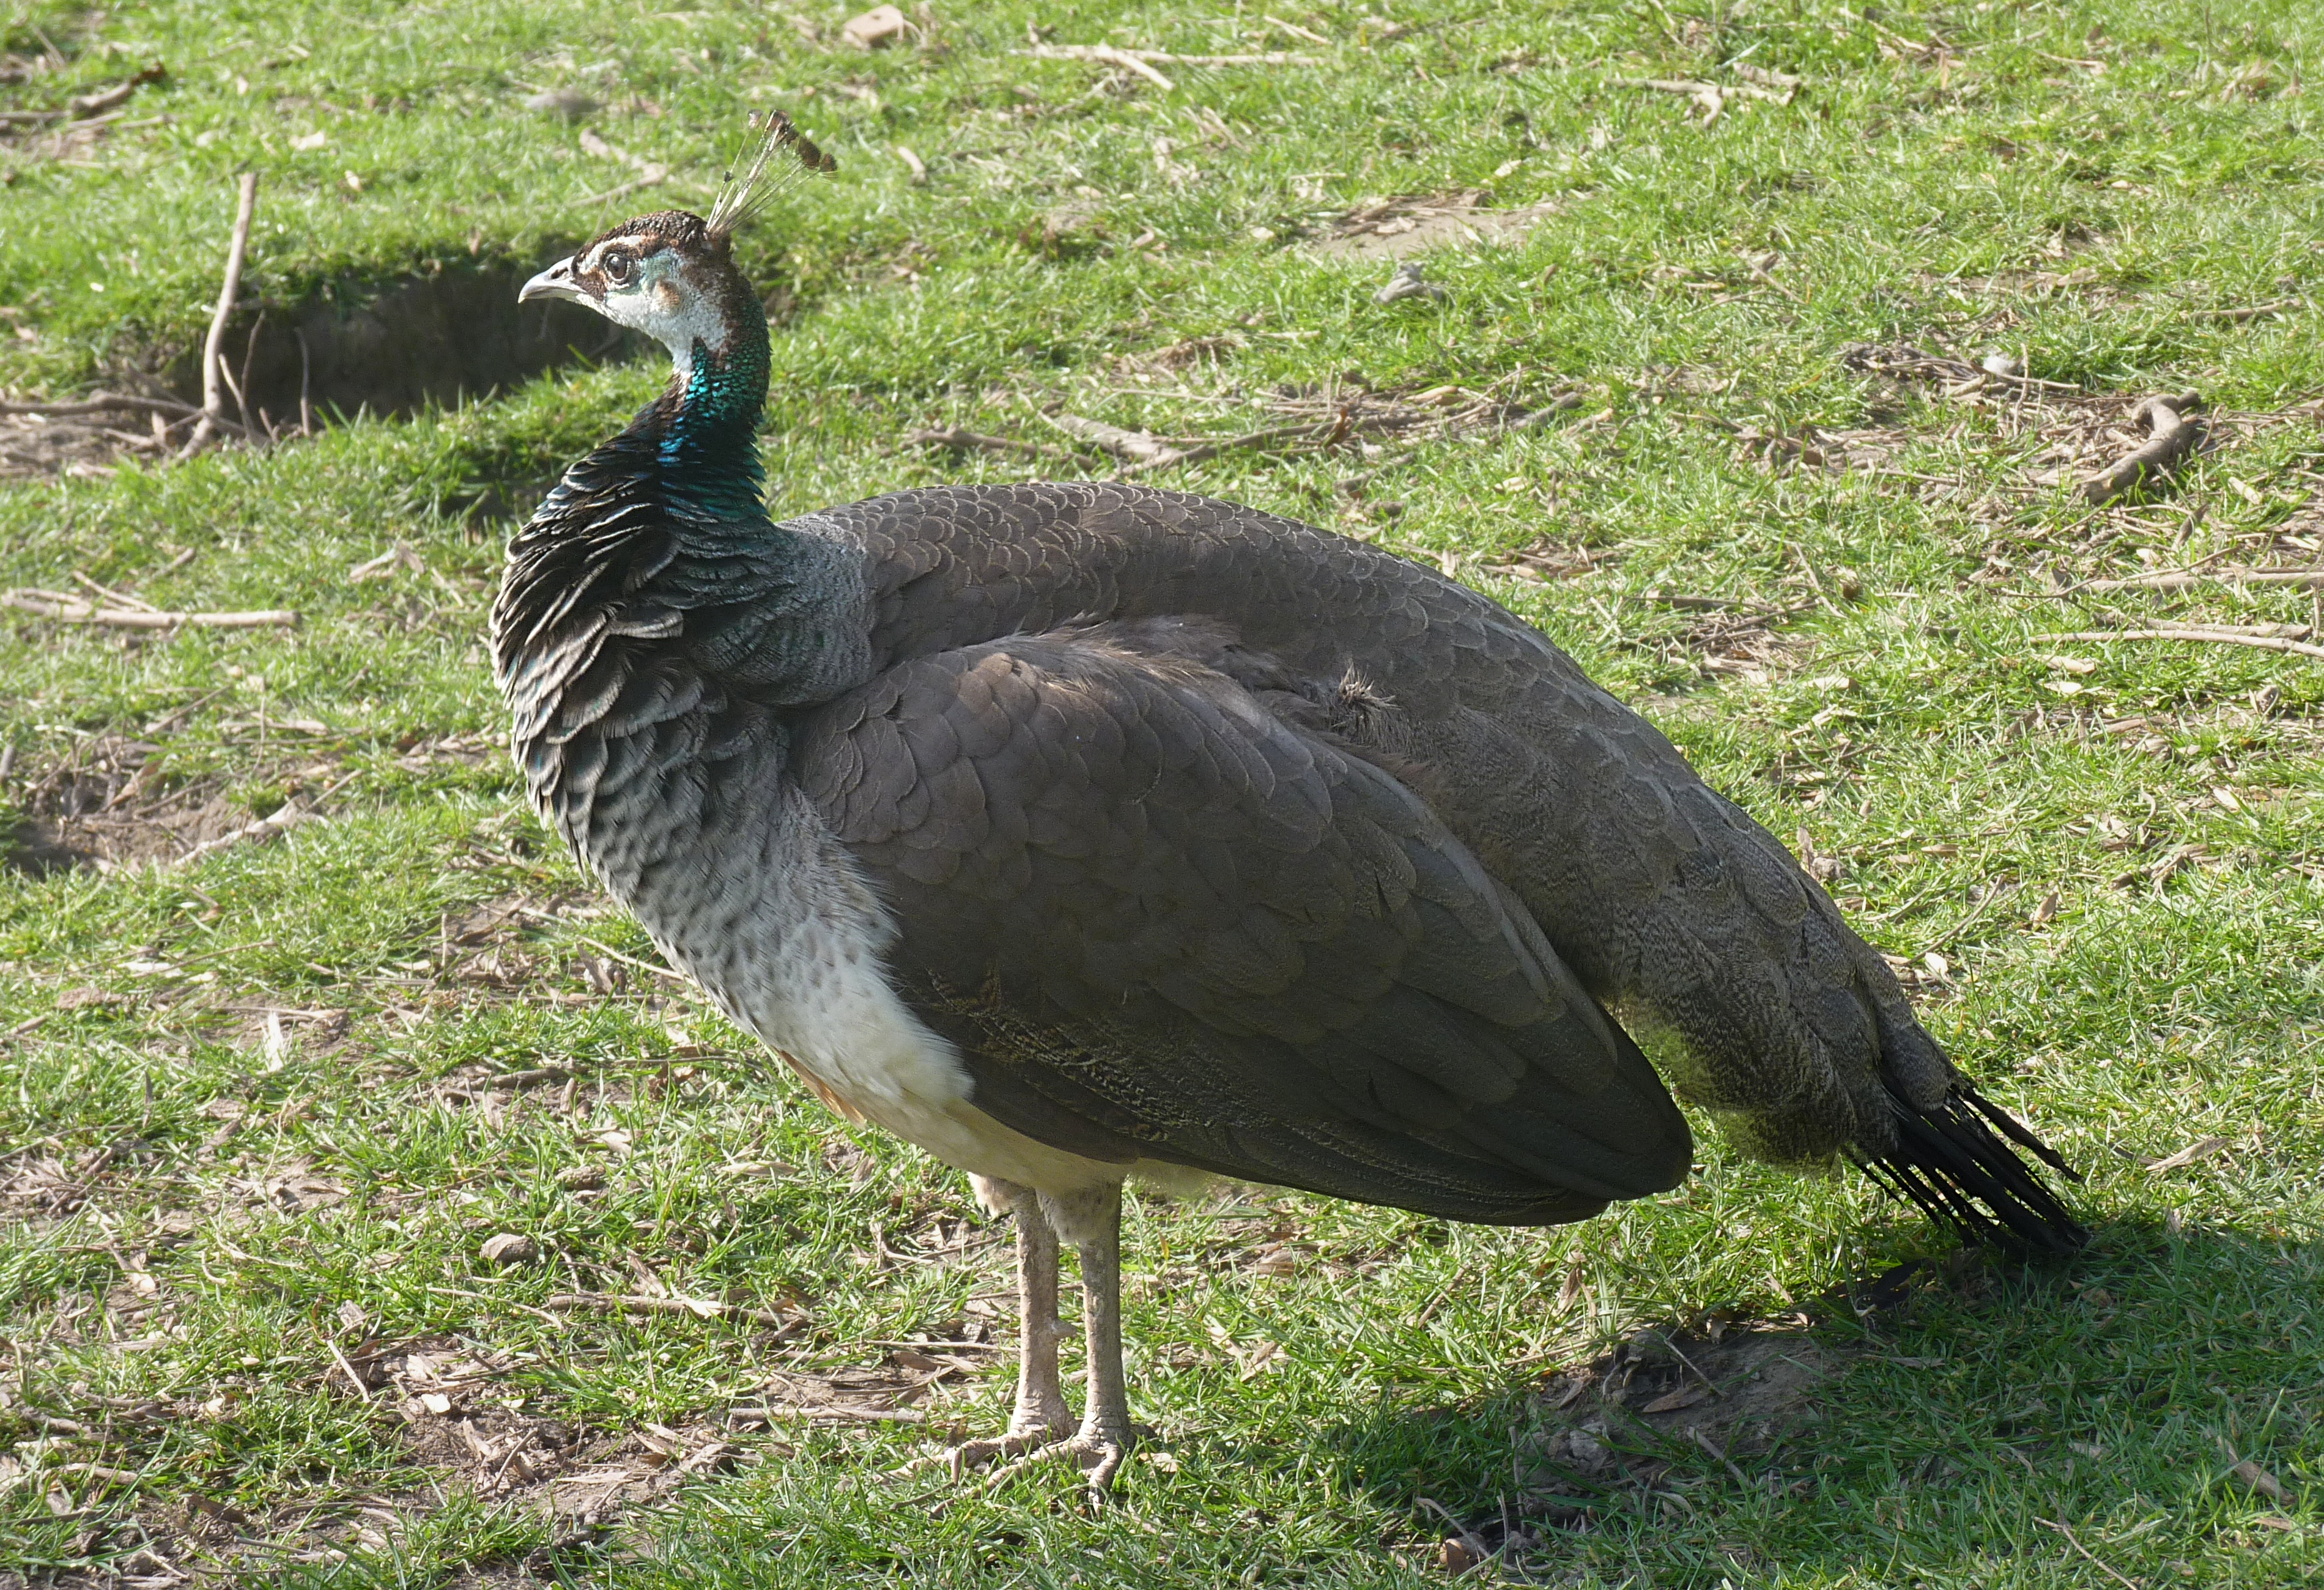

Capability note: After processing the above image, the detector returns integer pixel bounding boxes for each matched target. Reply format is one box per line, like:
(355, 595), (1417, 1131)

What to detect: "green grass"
(4, 0), (2322, 1583)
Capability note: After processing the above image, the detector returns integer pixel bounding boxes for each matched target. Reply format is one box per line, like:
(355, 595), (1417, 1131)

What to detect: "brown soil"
(2, 736), (245, 876)
(1406, 1318), (1851, 1572)
(0, 734), (357, 878)
(155, 265), (642, 435)
(2, 731), (500, 879)
(1, 264), (642, 481)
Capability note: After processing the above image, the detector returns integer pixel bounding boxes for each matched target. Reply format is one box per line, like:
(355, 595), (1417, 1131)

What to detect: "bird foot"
(890, 1425), (1062, 1483)
(980, 1429), (1133, 1495)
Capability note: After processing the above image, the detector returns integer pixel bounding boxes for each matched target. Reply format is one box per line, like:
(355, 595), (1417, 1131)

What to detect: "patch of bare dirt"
(26, 1333), (1000, 1585)
(0, 733), (340, 877)
(1, 731), (503, 879)
(1401, 1318), (1849, 1572)
(1310, 191), (1564, 259)
(1, 263), (640, 480)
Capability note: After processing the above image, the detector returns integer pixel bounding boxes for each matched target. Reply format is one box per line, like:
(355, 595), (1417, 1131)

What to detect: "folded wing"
(792, 627), (1691, 1225)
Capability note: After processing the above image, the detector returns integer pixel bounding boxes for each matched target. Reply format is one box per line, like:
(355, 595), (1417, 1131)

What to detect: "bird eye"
(601, 247), (636, 284)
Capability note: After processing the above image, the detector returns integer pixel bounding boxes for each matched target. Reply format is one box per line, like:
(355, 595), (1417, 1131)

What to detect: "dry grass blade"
(2140, 1135), (2229, 1173)
(0, 391), (224, 424)
(175, 800), (321, 864)
(2035, 1518), (2144, 1590)
(1026, 43), (1317, 69)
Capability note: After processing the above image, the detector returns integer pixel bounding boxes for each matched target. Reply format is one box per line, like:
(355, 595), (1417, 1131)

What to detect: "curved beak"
(519, 258), (585, 306)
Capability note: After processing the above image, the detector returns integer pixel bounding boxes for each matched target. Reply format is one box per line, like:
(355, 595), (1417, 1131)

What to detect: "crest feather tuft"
(707, 111), (837, 240)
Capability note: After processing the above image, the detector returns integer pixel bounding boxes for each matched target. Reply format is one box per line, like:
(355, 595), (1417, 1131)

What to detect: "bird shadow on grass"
(1304, 1219), (2322, 1583)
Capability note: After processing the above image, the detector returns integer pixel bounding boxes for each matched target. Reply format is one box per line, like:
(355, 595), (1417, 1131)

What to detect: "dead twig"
(1026, 44), (1316, 72)
(1123, 421), (1325, 475)
(68, 66), (165, 120)
(577, 171), (668, 207)
(566, 933), (689, 983)
(180, 172), (260, 459)
(1690, 1426), (1755, 1488)
(0, 591), (298, 630)
(326, 1338), (374, 1403)
(2189, 300), (2299, 323)
(2035, 1518), (2143, 1590)
(1044, 412), (1185, 467)
(2082, 568), (2324, 594)
(1504, 391), (1588, 430)
(2041, 626), (2324, 661)
(544, 1292), (802, 1331)
(176, 799), (324, 867)
(1415, 1496), (1495, 1572)
(742, 1402), (926, 1424)
(0, 391), (228, 426)
(2079, 392), (2202, 506)
(1613, 75), (1796, 122)
(905, 426), (1073, 462)
(1027, 43), (1175, 90)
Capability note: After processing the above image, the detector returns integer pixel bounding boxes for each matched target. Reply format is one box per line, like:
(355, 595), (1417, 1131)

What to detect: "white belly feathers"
(613, 797), (1130, 1199)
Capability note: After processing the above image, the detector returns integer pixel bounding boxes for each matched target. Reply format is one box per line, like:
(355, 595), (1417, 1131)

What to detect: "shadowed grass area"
(2, 0), (2320, 1584)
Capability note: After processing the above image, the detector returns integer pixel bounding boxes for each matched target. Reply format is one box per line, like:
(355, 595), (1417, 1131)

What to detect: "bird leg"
(894, 1175), (1073, 1479)
(985, 1180), (1135, 1492)
(988, 1175), (1075, 1443)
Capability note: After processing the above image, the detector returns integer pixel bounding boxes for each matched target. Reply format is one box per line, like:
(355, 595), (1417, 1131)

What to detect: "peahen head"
(516, 113), (834, 453)
(520, 210), (754, 381)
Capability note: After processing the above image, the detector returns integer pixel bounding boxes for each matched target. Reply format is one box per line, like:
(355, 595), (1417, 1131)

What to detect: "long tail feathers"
(1859, 1082), (2088, 1256)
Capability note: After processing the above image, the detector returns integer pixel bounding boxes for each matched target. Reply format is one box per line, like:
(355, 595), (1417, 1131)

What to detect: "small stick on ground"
(544, 1291), (801, 1331)
(1649, 1328), (1725, 1397)
(1044, 412), (1185, 467)
(905, 426), (1073, 463)
(1, 591), (299, 630)
(326, 1338), (374, 1402)
(1026, 45), (1319, 67)
(2082, 568), (2324, 594)
(1029, 43), (1175, 90)
(2081, 392), (2202, 506)
(2036, 1518), (2144, 1590)
(2042, 626), (2324, 661)
(180, 172), (260, 459)
(1121, 421), (1325, 476)
(1415, 1496), (1495, 1570)
(0, 392), (234, 427)
(1690, 1426), (1754, 1488)
(176, 796), (328, 867)
(743, 1402), (925, 1424)
(2189, 300), (2299, 323)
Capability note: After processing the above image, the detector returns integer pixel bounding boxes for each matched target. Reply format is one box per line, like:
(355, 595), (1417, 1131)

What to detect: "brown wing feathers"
(794, 627), (1693, 1223)
(789, 482), (2081, 1249)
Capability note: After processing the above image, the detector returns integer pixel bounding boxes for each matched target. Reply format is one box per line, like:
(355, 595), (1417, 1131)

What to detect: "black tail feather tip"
(1865, 1084), (2089, 1257)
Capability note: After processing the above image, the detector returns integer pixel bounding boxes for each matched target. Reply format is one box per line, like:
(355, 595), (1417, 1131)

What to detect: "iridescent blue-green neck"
(646, 314), (771, 520)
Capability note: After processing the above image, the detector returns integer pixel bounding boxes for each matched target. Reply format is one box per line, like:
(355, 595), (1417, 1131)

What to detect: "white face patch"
(576, 238), (730, 377)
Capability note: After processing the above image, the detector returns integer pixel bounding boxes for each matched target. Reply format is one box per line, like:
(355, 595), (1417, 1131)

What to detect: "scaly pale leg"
(986, 1180), (1134, 1493)
(894, 1175), (1073, 1479)
(988, 1175), (1074, 1444)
